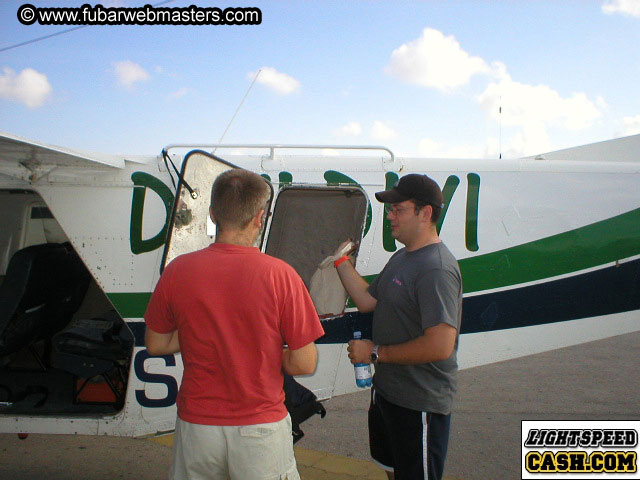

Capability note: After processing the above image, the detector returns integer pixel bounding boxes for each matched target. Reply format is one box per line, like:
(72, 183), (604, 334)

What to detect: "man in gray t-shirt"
(335, 174), (462, 480)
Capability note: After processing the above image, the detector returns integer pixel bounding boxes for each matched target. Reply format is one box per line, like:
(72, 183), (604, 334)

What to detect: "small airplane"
(0, 130), (638, 437)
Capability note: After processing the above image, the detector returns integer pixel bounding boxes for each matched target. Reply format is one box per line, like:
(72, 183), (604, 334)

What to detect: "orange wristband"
(334, 255), (350, 268)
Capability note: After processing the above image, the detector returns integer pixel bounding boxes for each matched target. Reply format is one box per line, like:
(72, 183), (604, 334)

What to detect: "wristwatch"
(371, 345), (380, 364)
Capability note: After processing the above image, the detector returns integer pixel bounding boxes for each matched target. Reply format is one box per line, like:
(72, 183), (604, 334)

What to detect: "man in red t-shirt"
(145, 169), (324, 480)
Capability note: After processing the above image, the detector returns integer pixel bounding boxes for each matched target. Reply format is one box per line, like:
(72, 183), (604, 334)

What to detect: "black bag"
(283, 374), (326, 443)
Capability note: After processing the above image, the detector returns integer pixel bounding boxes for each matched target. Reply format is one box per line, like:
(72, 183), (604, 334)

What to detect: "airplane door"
(264, 185), (369, 398)
(162, 150), (272, 268)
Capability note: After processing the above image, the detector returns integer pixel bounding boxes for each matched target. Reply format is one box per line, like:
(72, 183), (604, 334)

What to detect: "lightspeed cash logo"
(522, 421), (639, 479)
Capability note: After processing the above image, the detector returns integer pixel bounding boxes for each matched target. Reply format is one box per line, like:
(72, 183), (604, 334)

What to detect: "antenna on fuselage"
(213, 69), (262, 154)
(499, 96), (502, 160)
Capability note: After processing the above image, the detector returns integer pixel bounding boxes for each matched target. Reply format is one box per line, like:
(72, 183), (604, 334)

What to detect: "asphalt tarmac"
(299, 330), (640, 479)
(1, 331), (638, 480)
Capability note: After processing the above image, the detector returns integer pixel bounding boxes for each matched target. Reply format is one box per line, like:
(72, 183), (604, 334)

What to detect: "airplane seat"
(52, 310), (133, 407)
(0, 242), (91, 363)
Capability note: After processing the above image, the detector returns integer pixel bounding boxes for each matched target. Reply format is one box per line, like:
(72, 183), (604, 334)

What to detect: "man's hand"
(333, 239), (357, 259)
(347, 339), (374, 364)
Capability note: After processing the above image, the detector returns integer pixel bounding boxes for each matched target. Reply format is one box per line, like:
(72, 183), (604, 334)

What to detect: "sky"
(1, 0), (640, 159)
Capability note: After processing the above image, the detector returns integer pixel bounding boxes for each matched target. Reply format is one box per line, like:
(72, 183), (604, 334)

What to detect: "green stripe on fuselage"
(108, 292), (152, 318)
(460, 207), (640, 293)
(365, 207), (640, 294)
(108, 208), (640, 317)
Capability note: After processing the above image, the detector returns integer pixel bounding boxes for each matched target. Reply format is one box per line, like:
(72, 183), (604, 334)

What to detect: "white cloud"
(505, 125), (553, 158)
(417, 138), (443, 156)
(341, 86), (354, 97)
(334, 121), (362, 136)
(602, 0), (640, 17)
(114, 60), (150, 90)
(169, 87), (189, 100)
(385, 28), (489, 92)
(596, 96), (608, 109)
(477, 66), (603, 155)
(478, 77), (601, 131)
(250, 67), (300, 95)
(387, 27), (606, 157)
(620, 115), (640, 136)
(0, 67), (52, 108)
(371, 121), (398, 141)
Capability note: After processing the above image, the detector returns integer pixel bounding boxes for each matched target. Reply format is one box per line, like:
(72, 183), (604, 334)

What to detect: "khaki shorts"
(170, 414), (300, 480)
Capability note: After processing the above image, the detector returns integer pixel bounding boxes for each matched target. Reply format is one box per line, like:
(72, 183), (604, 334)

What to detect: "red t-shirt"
(144, 243), (325, 426)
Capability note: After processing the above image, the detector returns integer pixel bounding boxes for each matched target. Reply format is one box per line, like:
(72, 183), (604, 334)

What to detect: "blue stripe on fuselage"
(127, 257), (640, 346)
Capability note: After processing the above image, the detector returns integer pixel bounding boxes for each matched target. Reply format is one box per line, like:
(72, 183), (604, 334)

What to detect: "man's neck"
(215, 229), (257, 248)
(403, 228), (441, 252)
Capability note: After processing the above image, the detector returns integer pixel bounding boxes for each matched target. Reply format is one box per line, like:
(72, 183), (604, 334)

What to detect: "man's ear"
(421, 205), (433, 223)
(253, 208), (265, 228)
(209, 207), (217, 224)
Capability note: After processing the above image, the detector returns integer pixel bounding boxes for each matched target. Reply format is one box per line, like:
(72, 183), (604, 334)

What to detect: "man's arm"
(335, 259), (377, 313)
(145, 326), (180, 356)
(282, 342), (318, 375)
(348, 323), (457, 365)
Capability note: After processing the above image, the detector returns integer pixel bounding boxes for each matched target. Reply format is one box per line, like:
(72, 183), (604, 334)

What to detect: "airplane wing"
(524, 133), (640, 162)
(0, 131), (134, 182)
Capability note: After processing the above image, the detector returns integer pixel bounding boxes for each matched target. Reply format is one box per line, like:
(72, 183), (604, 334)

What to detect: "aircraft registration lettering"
(465, 173), (480, 252)
(134, 350), (179, 408)
(130, 172), (174, 255)
(382, 172), (399, 252)
(128, 170), (481, 255)
(279, 171), (293, 184)
(324, 170), (372, 237)
(383, 173), (480, 252)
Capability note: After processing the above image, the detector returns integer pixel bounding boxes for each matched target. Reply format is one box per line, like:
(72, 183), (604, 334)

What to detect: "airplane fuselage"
(0, 138), (639, 436)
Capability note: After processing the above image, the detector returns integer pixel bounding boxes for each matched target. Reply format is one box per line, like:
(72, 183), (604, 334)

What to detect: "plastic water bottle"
(353, 331), (372, 388)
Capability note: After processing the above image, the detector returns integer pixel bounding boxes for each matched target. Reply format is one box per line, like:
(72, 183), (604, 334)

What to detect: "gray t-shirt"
(368, 241), (462, 414)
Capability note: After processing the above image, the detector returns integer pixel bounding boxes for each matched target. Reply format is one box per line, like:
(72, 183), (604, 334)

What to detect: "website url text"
(17, 3), (262, 26)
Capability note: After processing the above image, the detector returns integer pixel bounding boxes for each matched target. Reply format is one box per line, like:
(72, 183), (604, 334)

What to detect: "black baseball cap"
(375, 174), (444, 208)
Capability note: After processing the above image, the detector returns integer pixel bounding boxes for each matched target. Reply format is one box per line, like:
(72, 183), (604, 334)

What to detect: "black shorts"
(368, 388), (451, 480)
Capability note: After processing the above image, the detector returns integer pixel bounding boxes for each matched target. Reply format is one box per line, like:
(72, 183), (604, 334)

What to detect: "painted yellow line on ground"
(149, 433), (174, 448)
(150, 434), (385, 479)
(149, 434), (461, 480)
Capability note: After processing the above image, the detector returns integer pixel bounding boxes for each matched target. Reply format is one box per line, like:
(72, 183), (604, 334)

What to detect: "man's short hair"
(412, 199), (442, 224)
(210, 169), (270, 231)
